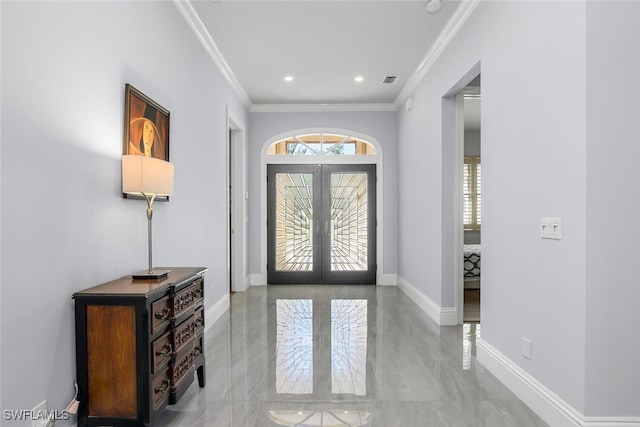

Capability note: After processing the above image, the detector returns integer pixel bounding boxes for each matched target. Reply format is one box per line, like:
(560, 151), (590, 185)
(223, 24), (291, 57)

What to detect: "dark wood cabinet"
(73, 267), (207, 427)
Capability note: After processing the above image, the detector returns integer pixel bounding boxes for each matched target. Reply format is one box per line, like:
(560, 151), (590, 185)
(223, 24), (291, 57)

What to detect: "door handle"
(324, 220), (329, 235)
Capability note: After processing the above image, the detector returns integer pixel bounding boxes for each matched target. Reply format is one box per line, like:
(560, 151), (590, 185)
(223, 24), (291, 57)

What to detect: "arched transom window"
(267, 133), (377, 156)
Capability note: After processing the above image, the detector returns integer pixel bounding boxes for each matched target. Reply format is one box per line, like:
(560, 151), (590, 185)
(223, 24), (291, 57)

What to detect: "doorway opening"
(227, 108), (247, 294)
(442, 64), (481, 325)
(461, 78), (481, 322)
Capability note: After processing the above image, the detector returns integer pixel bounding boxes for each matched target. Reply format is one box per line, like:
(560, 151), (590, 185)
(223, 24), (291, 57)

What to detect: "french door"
(267, 164), (376, 284)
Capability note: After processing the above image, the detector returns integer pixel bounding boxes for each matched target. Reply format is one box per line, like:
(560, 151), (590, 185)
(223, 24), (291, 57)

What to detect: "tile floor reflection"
(155, 285), (548, 427)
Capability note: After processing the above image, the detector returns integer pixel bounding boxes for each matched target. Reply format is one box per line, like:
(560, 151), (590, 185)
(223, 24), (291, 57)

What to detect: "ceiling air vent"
(382, 75), (398, 84)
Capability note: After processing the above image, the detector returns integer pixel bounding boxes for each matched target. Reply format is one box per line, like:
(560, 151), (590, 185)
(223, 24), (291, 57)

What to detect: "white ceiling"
(187, 0), (464, 107)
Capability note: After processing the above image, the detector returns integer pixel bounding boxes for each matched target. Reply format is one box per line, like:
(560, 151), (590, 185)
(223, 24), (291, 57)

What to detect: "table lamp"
(122, 155), (174, 279)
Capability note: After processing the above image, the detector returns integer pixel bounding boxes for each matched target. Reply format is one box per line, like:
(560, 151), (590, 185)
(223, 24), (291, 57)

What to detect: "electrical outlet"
(540, 218), (562, 240)
(522, 337), (532, 359)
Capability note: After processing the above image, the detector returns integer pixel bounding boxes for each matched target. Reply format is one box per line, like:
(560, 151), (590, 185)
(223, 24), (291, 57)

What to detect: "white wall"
(584, 0), (640, 417)
(248, 111), (398, 280)
(398, 0), (640, 419)
(398, 0), (589, 415)
(0, 1), (247, 421)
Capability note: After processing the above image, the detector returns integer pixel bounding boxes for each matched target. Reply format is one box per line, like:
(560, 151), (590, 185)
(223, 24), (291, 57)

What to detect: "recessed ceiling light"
(284, 75), (294, 82)
(355, 76), (364, 83)
(425, 0), (442, 13)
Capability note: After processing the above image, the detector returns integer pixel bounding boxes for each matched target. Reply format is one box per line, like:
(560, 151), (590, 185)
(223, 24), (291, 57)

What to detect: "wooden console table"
(73, 267), (207, 427)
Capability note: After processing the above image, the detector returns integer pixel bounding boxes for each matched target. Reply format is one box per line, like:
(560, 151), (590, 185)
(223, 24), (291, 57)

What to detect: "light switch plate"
(541, 217), (562, 240)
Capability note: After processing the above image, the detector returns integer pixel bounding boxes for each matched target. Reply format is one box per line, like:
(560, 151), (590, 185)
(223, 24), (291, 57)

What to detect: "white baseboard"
(440, 307), (458, 325)
(249, 273), (267, 286)
(231, 276), (250, 293)
(477, 339), (640, 427)
(205, 293), (230, 331)
(379, 274), (397, 286)
(236, 275), (250, 292)
(582, 419), (640, 426)
(396, 276), (457, 325)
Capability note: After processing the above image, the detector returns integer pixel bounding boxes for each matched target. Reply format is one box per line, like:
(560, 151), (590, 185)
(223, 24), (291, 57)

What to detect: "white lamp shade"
(122, 155), (174, 196)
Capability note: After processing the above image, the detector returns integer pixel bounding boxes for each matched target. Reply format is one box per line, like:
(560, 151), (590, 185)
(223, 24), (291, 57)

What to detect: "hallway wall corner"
(397, 276), (457, 325)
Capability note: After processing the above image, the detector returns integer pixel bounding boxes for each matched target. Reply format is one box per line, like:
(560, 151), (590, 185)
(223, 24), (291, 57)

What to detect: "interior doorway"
(227, 108), (247, 294)
(460, 77), (481, 323)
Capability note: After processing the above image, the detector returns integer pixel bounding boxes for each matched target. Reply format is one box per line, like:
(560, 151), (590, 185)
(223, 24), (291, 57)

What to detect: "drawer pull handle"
(155, 378), (170, 395)
(155, 307), (170, 321)
(156, 343), (173, 357)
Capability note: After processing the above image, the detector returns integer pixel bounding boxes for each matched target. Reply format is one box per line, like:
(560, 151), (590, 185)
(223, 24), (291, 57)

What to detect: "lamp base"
(131, 269), (171, 280)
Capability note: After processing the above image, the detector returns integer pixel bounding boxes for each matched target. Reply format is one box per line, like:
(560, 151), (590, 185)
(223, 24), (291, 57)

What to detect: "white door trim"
(227, 107), (248, 292)
(455, 92), (466, 325)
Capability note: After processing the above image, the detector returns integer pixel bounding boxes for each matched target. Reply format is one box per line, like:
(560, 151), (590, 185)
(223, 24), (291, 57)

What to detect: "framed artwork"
(123, 83), (170, 161)
(123, 84), (170, 200)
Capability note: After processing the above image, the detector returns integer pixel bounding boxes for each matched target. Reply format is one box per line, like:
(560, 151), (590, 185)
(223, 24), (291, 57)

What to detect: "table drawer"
(152, 368), (172, 410)
(170, 344), (195, 390)
(172, 283), (197, 320)
(193, 334), (204, 361)
(151, 295), (172, 335)
(193, 278), (204, 305)
(151, 329), (173, 373)
(151, 277), (204, 335)
(194, 306), (204, 335)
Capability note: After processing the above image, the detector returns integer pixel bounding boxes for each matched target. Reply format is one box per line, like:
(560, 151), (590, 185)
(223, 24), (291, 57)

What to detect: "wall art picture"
(123, 84), (170, 161)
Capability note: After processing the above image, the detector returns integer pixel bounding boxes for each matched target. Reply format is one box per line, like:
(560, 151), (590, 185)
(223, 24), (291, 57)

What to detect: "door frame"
(259, 128), (384, 286)
(227, 107), (248, 293)
(442, 64), (481, 325)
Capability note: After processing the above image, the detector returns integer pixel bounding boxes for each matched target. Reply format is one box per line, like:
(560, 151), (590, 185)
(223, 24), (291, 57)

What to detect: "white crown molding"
(395, 0), (482, 106)
(250, 103), (398, 113)
(176, 0), (480, 113)
(173, 0), (253, 109)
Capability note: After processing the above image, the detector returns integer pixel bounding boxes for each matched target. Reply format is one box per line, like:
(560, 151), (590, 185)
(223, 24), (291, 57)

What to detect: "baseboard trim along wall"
(477, 339), (640, 427)
(249, 273), (267, 286)
(205, 293), (230, 332)
(396, 276), (457, 326)
(379, 274), (397, 286)
(249, 273), (399, 286)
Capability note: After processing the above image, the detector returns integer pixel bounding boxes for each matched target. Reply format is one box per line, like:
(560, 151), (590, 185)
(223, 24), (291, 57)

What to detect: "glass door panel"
(268, 164), (321, 284)
(268, 164), (375, 284)
(274, 172), (314, 272)
(329, 172), (369, 272)
(321, 164), (376, 284)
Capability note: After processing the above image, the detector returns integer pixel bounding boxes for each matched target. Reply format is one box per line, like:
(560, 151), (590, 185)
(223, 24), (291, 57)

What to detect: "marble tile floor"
(155, 285), (548, 427)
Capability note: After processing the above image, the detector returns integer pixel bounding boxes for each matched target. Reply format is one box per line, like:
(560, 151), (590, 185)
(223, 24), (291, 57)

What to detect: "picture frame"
(123, 84), (170, 200)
